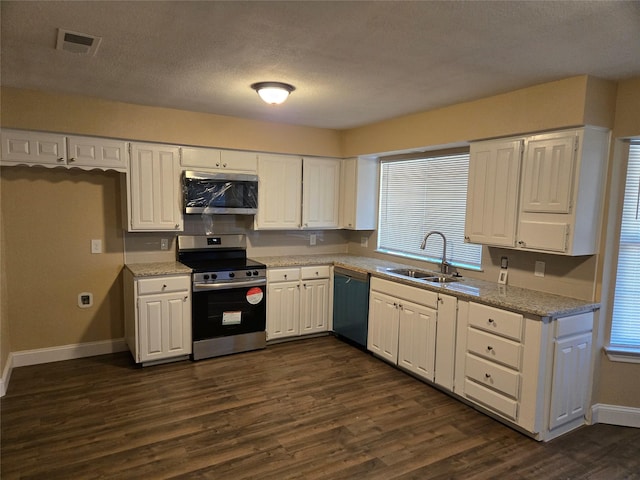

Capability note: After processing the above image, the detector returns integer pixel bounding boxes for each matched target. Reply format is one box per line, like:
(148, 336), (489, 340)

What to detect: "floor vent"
(56, 28), (102, 56)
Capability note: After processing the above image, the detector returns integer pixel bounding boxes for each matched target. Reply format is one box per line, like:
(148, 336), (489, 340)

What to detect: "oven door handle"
(193, 279), (267, 292)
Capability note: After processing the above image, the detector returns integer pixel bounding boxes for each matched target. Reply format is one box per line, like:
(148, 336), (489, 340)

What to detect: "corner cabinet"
(126, 142), (183, 232)
(255, 154), (341, 230)
(465, 127), (610, 255)
(266, 266), (332, 341)
(124, 270), (192, 366)
(1, 129), (127, 172)
(339, 156), (378, 230)
(454, 300), (594, 441)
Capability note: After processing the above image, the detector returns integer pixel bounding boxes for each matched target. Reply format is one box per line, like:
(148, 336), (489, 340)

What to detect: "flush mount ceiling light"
(250, 82), (296, 105)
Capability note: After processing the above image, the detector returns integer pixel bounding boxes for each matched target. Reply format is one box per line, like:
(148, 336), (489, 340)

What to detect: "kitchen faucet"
(420, 231), (450, 275)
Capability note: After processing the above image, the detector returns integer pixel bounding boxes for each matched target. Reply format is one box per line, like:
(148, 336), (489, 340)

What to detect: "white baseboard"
(0, 353), (14, 397)
(1, 338), (128, 397)
(592, 403), (640, 428)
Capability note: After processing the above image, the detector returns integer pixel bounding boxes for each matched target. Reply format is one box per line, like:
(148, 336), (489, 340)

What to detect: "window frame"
(376, 150), (482, 272)
(605, 138), (640, 363)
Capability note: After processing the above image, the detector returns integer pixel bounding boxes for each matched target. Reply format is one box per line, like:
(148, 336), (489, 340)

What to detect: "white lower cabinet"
(266, 266), (332, 341)
(455, 300), (594, 441)
(368, 278), (440, 382)
(124, 270), (192, 365)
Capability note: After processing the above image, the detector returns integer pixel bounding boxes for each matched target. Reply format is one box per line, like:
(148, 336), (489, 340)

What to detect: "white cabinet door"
(266, 280), (300, 340)
(181, 147), (257, 173)
(300, 278), (330, 335)
(137, 291), (191, 363)
(465, 138), (522, 247)
(549, 332), (592, 430)
(340, 156), (378, 230)
(398, 300), (437, 381)
(521, 132), (576, 214)
(434, 293), (457, 390)
(367, 291), (399, 364)
(302, 157), (341, 229)
(67, 135), (127, 170)
(256, 154), (302, 229)
(129, 143), (183, 231)
(1, 130), (66, 166)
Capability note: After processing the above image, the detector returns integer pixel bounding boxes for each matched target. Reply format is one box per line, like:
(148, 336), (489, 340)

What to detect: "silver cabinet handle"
(68, 157), (76, 163)
(57, 157), (64, 162)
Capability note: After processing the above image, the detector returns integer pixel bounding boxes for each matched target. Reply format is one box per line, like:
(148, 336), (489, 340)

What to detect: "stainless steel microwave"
(183, 171), (258, 215)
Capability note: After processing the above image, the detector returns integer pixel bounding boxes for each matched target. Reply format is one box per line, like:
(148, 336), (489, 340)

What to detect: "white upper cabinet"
(127, 142), (183, 232)
(255, 153), (302, 229)
(340, 156), (378, 230)
(465, 139), (523, 247)
(255, 154), (341, 230)
(1, 129), (127, 172)
(181, 146), (257, 173)
(465, 127), (609, 255)
(302, 157), (341, 229)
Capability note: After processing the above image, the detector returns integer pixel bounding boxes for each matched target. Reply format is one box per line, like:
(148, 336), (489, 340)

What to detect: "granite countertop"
(125, 262), (192, 277)
(253, 254), (600, 319)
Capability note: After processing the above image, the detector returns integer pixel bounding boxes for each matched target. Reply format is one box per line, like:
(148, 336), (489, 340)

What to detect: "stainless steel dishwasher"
(333, 267), (370, 348)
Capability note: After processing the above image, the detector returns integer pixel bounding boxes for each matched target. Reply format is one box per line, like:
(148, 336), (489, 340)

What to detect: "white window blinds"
(611, 142), (640, 348)
(378, 153), (482, 270)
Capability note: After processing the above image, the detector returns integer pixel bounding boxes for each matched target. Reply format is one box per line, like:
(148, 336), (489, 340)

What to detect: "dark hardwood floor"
(2, 336), (639, 479)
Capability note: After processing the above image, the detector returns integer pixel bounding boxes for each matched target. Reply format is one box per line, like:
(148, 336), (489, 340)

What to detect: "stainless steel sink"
(386, 268), (434, 279)
(423, 276), (459, 284)
(385, 268), (459, 284)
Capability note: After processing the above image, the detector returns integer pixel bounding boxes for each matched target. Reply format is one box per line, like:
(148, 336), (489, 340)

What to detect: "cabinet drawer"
(468, 302), (523, 341)
(267, 268), (300, 282)
(137, 276), (190, 295)
(464, 378), (518, 420)
(467, 327), (521, 370)
(465, 353), (520, 399)
(300, 265), (331, 280)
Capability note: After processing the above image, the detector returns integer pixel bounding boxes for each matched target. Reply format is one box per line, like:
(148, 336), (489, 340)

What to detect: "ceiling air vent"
(56, 28), (102, 56)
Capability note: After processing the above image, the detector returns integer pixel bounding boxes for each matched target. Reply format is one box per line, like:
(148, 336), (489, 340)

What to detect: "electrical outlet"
(91, 239), (102, 254)
(310, 233), (316, 246)
(160, 238), (169, 250)
(535, 261), (545, 277)
(361, 236), (369, 248)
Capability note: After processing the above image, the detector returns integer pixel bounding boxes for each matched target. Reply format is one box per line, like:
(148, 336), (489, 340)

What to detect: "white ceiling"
(2, 1), (640, 130)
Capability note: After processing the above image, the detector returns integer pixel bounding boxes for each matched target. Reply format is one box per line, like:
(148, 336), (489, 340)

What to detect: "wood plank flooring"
(2, 336), (639, 479)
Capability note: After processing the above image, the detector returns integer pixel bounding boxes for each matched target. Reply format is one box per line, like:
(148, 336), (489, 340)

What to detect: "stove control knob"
(203, 274), (210, 280)
(211, 273), (217, 280)
(246, 271), (252, 277)
(229, 272), (235, 278)
(253, 270), (259, 276)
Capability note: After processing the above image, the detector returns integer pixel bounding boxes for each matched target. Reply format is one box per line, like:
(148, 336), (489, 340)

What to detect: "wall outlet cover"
(160, 238), (169, 250)
(309, 233), (316, 246)
(498, 269), (508, 285)
(78, 292), (93, 308)
(91, 239), (102, 254)
(535, 261), (545, 277)
(361, 236), (369, 248)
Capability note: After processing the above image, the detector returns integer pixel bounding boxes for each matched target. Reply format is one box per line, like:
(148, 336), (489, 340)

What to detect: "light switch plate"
(91, 239), (102, 254)
(309, 233), (316, 246)
(535, 261), (545, 277)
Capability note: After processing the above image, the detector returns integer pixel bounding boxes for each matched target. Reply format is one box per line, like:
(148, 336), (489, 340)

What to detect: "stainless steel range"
(177, 234), (267, 360)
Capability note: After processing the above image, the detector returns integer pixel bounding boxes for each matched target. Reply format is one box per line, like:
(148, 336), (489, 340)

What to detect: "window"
(377, 152), (482, 270)
(610, 141), (640, 351)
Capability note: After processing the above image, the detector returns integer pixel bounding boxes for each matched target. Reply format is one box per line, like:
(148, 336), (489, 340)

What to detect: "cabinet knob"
(216, 162), (220, 167)
(183, 296), (188, 301)
(57, 157), (64, 162)
(222, 163), (227, 168)
(488, 318), (495, 324)
(68, 157), (76, 163)
(487, 346), (494, 352)
(315, 271), (319, 276)
(162, 284), (167, 289)
(518, 240), (526, 246)
(464, 235), (470, 241)
(485, 373), (492, 379)
(175, 224), (180, 229)
(284, 274), (287, 279)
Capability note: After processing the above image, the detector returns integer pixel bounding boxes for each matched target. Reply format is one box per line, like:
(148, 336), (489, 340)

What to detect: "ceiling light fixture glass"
(251, 81), (296, 105)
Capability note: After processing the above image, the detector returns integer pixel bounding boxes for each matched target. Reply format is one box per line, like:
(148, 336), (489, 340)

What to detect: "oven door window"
(192, 286), (266, 340)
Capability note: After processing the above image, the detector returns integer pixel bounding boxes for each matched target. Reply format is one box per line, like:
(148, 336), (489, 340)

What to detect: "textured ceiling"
(1, 1), (640, 129)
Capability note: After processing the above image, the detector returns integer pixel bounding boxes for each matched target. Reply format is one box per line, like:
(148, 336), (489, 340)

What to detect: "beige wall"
(0, 87), (342, 158)
(1, 188), (10, 378)
(1, 167), (125, 352)
(592, 77), (640, 408)
(340, 75), (617, 157)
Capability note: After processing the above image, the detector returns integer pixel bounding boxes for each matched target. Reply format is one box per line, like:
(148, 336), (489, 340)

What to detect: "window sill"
(604, 346), (640, 364)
